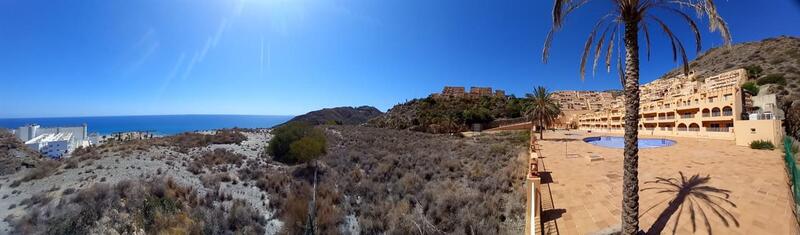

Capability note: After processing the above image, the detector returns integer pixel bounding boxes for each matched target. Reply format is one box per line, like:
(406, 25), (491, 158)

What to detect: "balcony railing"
(706, 127), (731, 132)
(645, 117), (655, 121)
(688, 127), (700, 132)
(681, 114), (695, 119)
(711, 112), (721, 117)
(723, 111), (733, 116)
(702, 113), (710, 117)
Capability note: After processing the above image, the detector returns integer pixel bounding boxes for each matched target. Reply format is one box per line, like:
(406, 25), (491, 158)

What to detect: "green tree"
(542, 1), (731, 233)
(289, 136), (326, 163)
(524, 86), (562, 140)
(268, 122), (327, 164)
(741, 82), (759, 95)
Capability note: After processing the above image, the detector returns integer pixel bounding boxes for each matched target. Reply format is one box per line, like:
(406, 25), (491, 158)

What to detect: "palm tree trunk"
(539, 120), (544, 140)
(621, 20), (641, 234)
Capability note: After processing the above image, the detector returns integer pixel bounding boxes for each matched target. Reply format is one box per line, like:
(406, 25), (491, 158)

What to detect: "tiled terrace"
(536, 130), (798, 235)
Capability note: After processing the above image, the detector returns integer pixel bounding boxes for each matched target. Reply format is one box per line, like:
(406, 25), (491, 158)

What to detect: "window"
(723, 94), (732, 101)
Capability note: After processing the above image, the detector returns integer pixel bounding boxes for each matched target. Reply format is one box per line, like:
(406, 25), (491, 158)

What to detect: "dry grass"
(9, 177), (265, 234)
(188, 148), (245, 175)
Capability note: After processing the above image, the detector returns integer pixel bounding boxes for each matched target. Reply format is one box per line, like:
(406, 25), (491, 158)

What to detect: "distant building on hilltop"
(12, 124), (90, 159)
(434, 86), (506, 98)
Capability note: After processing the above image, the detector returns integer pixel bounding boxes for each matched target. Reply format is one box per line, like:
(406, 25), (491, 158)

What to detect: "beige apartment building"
(577, 68), (784, 146)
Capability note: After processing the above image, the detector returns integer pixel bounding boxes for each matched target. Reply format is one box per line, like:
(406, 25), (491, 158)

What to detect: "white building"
(12, 124), (90, 158)
(25, 133), (73, 158)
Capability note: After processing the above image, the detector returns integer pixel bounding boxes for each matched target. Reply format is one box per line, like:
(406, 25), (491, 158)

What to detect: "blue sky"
(1, 0), (799, 118)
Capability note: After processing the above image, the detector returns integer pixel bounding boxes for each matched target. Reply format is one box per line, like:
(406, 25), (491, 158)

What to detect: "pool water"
(583, 136), (676, 149)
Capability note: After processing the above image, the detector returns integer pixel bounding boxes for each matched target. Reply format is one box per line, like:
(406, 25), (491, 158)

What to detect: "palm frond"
(650, 15), (690, 75)
(545, 0), (595, 63)
(663, 6), (702, 52)
(640, 21), (652, 60)
(592, 23), (614, 76)
(605, 24), (618, 73)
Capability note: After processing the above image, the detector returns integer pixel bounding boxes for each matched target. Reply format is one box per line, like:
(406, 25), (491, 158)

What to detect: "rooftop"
(25, 132), (72, 144)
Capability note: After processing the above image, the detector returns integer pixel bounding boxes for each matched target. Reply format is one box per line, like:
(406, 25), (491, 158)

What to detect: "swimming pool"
(583, 136), (676, 149)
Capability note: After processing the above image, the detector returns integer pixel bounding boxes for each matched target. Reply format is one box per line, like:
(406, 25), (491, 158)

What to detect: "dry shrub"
(15, 159), (60, 185)
(9, 177), (265, 234)
(279, 179), (343, 235)
(164, 129), (247, 153)
(319, 126), (526, 234)
(189, 148), (245, 175)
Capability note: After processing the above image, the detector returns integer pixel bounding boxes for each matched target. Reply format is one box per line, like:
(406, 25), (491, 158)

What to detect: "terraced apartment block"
(577, 68), (784, 146)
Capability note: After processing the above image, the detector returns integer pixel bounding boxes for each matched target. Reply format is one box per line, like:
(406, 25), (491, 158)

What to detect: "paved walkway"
(536, 130), (798, 235)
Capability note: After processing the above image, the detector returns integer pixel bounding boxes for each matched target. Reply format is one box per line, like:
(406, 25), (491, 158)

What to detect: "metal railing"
(681, 114), (695, 119)
(782, 137), (800, 226)
(706, 127), (730, 132)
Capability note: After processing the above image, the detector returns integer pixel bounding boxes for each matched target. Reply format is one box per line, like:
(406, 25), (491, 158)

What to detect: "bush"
(750, 140), (775, 150)
(757, 74), (787, 86)
(741, 82), (760, 95)
(745, 65), (763, 79)
(189, 148), (244, 174)
(268, 122), (327, 164)
(10, 177), (265, 234)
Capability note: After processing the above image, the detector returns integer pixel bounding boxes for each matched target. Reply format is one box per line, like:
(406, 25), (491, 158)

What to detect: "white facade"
(14, 124), (89, 159)
(25, 133), (73, 158)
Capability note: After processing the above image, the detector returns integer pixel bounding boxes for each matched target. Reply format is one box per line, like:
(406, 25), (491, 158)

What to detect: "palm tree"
(542, 1), (731, 233)
(525, 86), (562, 140)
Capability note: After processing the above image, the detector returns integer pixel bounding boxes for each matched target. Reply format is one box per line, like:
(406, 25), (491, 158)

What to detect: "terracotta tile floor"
(536, 130), (798, 235)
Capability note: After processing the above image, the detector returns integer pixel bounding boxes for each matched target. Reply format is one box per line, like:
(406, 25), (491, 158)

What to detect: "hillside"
(278, 106), (382, 127)
(659, 36), (800, 107)
(367, 95), (529, 133)
(657, 36), (800, 138)
(0, 130), (41, 176)
(0, 125), (528, 234)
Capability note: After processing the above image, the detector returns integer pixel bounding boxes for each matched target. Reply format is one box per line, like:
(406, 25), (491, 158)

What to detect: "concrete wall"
(734, 119), (783, 146)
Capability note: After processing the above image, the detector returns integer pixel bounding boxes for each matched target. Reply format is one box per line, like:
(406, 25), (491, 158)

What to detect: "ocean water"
(0, 115), (293, 136)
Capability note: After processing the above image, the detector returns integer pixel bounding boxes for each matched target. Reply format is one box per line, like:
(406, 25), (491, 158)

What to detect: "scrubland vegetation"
(3, 118), (529, 234)
(8, 177), (264, 234)
(0, 129), (40, 176)
(267, 122), (326, 164)
(368, 95), (532, 133)
(252, 125), (528, 234)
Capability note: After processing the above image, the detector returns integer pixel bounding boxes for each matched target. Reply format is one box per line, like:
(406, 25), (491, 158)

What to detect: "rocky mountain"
(278, 106), (383, 127)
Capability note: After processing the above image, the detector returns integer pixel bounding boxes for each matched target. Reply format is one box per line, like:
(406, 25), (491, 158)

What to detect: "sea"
(0, 115), (294, 136)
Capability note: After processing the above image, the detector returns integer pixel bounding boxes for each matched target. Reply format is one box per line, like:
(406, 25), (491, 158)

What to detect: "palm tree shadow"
(641, 172), (739, 235)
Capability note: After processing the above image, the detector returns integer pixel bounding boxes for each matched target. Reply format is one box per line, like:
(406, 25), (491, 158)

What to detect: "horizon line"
(0, 113), (297, 120)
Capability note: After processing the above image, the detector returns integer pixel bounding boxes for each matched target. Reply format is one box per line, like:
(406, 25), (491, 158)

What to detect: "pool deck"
(536, 130), (798, 235)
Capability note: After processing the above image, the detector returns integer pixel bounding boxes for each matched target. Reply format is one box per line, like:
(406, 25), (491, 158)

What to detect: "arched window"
(689, 123), (700, 131)
(722, 106), (733, 116)
(702, 108), (710, 117)
(678, 123), (688, 131)
(711, 107), (721, 117)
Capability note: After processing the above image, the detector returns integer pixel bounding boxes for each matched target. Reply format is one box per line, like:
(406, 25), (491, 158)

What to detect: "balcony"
(681, 114), (695, 119)
(706, 127), (731, 132)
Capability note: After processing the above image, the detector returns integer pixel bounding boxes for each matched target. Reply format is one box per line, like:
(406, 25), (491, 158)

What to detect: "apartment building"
(577, 69), (783, 146)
